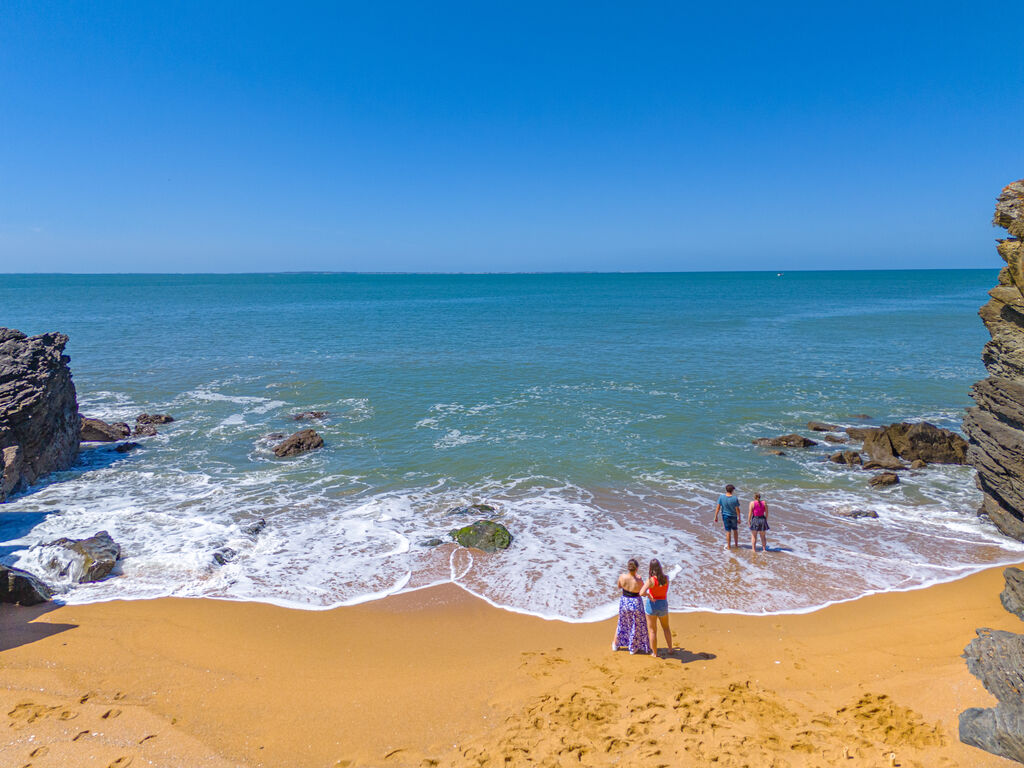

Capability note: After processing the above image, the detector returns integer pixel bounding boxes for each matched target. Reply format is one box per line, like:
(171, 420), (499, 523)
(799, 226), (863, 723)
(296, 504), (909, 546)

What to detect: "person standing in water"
(714, 484), (741, 550)
(748, 492), (770, 552)
(612, 559), (651, 654)
(639, 559), (672, 657)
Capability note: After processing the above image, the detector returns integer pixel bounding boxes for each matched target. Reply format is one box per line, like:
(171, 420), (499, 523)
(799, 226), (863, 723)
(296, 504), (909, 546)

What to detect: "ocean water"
(1, 270), (1020, 621)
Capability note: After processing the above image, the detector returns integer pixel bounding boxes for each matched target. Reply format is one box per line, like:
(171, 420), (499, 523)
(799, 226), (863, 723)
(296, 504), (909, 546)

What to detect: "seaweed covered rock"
(0, 564), (52, 605)
(273, 429), (324, 457)
(449, 520), (513, 553)
(0, 328), (80, 500)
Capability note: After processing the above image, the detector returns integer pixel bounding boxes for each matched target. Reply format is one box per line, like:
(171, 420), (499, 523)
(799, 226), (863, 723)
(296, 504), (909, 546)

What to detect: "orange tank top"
(648, 577), (668, 600)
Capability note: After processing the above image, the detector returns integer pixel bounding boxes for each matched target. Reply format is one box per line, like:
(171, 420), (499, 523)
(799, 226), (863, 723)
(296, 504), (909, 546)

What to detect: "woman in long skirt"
(612, 558), (651, 654)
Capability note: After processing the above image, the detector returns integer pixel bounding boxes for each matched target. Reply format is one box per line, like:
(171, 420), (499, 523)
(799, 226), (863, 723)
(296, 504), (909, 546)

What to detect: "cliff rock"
(80, 417), (131, 442)
(960, 627), (1024, 763)
(0, 329), (80, 500)
(964, 180), (1024, 540)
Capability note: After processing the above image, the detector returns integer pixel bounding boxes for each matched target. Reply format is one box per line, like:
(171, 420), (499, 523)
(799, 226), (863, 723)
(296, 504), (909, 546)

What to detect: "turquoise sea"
(1, 270), (1020, 619)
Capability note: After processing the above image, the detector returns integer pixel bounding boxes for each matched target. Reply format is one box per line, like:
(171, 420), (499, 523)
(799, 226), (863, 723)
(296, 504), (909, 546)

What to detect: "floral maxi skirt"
(614, 595), (651, 654)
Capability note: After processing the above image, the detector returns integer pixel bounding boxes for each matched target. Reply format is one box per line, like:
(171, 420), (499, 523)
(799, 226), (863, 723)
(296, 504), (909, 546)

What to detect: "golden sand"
(1, 563), (1021, 767)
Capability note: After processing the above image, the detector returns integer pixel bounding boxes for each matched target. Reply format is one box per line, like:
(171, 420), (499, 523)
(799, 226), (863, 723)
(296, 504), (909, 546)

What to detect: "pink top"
(752, 500), (766, 517)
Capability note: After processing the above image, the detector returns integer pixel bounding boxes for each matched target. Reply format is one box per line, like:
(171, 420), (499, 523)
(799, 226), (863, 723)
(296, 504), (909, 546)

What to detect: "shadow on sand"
(0, 601), (76, 653)
(657, 648), (717, 664)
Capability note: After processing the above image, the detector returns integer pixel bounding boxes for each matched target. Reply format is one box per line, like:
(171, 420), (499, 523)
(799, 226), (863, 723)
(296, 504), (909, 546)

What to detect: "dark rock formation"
(273, 429), (324, 457)
(136, 413), (174, 425)
(133, 423), (158, 437)
(41, 530), (121, 583)
(868, 472), (899, 487)
(448, 503), (497, 516)
(418, 538), (445, 547)
(81, 417), (130, 442)
(808, 421), (840, 432)
(830, 450), (862, 466)
(292, 411), (328, 421)
(1000, 567), (1024, 621)
(449, 520), (513, 553)
(863, 422), (967, 466)
(960, 627), (1024, 763)
(824, 433), (849, 444)
(835, 509), (879, 519)
(910, 459), (928, 470)
(964, 180), (1024, 541)
(0, 565), (52, 605)
(0, 329), (80, 500)
(213, 518), (267, 565)
(114, 441), (140, 453)
(863, 460), (907, 471)
(752, 434), (817, 448)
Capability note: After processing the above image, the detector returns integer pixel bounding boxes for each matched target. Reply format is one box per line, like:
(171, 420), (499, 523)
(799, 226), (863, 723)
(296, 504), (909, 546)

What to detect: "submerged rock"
(0, 329), (80, 500)
(0, 565), (52, 605)
(136, 413), (174, 425)
(133, 423), (158, 437)
(868, 472), (900, 488)
(40, 530), (121, 583)
(824, 433), (849, 444)
(273, 429), (324, 457)
(292, 411), (328, 421)
(960, 627), (1024, 763)
(448, 503), (497, 516)
(449, 520), (513, 553)
(835, 509), (879, 519)
(418, 538), (445, 548)
(807, 421), (841, 432)
(81, 417), (130, 442)
(752, 434), (817, 448)
(910, 459), (928, 469)
(114, 441), (140, 453)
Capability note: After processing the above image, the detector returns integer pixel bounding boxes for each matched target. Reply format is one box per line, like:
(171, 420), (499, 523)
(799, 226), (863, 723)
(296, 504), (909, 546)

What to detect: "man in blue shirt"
(714, 484), (741, 550)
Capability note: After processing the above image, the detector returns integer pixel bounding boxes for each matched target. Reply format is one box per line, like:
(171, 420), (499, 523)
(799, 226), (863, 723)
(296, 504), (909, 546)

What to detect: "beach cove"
(1, 563), (1021, 767)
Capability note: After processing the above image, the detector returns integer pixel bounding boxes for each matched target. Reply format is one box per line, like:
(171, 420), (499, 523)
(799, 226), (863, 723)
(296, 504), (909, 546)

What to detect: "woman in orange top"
(639, 558), (673, 657)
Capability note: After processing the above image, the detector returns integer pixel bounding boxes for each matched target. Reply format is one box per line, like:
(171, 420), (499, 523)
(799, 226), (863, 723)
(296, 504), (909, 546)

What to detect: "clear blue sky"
(1, 1), (1022, 273)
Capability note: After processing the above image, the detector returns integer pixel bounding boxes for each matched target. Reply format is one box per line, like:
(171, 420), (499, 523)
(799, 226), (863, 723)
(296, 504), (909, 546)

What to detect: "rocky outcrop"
(80, 417), (130, 442)
(868, 472), (899, 487)
(449, 520), (513, 552)
(448, 503), (496, 516)
(136, 413), (174, 425)
(964, 180), (1024, 541)
(807, 421), (840, 432)
(835, 509), (878, 519)
(0, 329), (80, 500)
(39, 530), (121, 583)
(0, 565), (52, 605)
(960, 567), (1024, 763)
(830, 450), (862, 465)
(292, 411), (328, 421)
(273, 429), (324, 457)
(752, 434), (817, 448)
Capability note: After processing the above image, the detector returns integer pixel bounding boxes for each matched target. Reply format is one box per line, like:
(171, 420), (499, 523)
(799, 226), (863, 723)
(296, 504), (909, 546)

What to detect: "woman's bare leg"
(659, 615), (672, 651)
(646, 614), (658, 655)
(760, 530), (767, 551)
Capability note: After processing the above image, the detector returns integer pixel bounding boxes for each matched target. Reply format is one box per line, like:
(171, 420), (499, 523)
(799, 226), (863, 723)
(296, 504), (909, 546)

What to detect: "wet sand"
(1, 563), (1021, 767)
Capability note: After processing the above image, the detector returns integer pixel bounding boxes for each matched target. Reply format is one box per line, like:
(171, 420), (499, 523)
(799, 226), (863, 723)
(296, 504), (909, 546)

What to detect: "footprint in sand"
(72, 730), (90, 741)
(138, 734), (157, 745)
(29, 746), (49, 758)
(107, 757), (133, 768)
(102, 708), (122, 719)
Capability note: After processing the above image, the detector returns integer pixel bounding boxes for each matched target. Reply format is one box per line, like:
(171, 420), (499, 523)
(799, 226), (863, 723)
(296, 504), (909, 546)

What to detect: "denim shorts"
(644, 598), (669, 617)
(722, 514), (738, 531)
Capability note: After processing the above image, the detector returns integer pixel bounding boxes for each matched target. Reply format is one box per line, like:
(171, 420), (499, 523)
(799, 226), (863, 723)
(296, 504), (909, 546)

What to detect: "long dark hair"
(649, 558), (667, 586)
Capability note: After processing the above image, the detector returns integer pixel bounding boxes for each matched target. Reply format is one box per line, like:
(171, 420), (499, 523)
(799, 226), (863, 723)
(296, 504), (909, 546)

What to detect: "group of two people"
(611, 485), (771, 657)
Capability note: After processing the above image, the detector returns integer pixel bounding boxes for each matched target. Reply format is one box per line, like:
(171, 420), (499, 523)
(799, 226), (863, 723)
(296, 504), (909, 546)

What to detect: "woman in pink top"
(748, 492), (769, 552)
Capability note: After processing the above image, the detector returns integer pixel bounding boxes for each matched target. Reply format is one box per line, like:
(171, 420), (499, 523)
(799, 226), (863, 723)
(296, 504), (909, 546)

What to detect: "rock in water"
(133, 423), (158, 437)
(862, 422), (966, 467)
(40, 530), (121, 583)
(824, 433), (849, 444)
(807, 421), (840, 432)
(752, 434), (818, 448)
(1000, 567), (1024, 622)
(273, 429), (324, 457)
(136, 413), (174, 425)
(292, 411), (328, 421)
(960, 627), (1024, 763)
(0, 329), (80, 500)
(80, 417), (130, 442)
(845, 426), (882, 441)
(830, 450), (862, 466)
(835, 509), (879, 519)
(964, 180), (1024, 541)
(868, 472), (899, 487)
(448, 520), (513, 552)
(0, 565), (52, 605)
(448, 503), (497, 515)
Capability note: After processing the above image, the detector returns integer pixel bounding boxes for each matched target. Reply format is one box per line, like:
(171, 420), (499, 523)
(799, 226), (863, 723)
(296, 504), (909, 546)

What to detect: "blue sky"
(1, 2), (1022, 272)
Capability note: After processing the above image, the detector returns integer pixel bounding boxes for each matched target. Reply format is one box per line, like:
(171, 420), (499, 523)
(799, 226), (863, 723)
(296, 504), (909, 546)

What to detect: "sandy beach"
(0, 564), (1020, 768)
